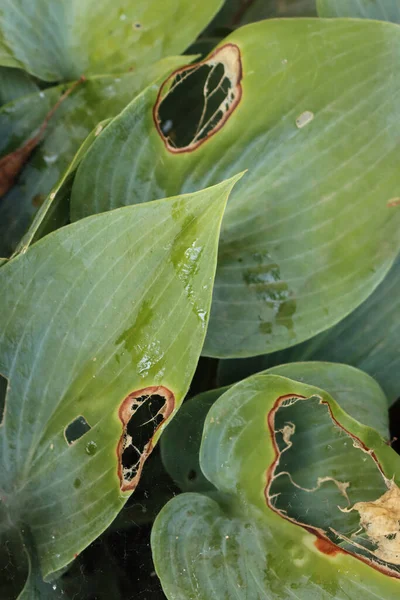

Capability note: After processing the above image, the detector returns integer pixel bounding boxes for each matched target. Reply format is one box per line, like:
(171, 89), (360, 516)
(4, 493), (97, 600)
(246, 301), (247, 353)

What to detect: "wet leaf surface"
(70, 19), (400, 358)
(0, 176), (239, 591)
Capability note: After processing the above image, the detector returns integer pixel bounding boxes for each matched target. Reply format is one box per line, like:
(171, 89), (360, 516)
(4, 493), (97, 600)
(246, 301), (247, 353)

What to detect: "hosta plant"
(0, 0), (399, 598)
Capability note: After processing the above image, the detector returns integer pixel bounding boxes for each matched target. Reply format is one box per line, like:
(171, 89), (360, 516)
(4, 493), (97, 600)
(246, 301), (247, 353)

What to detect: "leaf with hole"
(0, 56), (190, 258)
(153, 371), (400, 599)
(161, 361), (390, 495)
(0, 0), (223, 81)
(70, 18), (400, 358)
(0, 174), (241, 593)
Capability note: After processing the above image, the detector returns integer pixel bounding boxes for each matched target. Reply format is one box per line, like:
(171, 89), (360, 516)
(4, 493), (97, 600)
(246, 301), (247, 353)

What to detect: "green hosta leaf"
(16, 532), (66, 599)
(153, 372), (400, 599)
(161, 362), (390, 494)
(0, 175), (240, 586)
(0, 56), (189, 258)
(70, 19), (400, 358)
(317, 0), (400, 21)
(0, 67), (38, 106)
(218, 254), (400, 404)
(0, 0), (223, 82)
(13, 117), (113, 257)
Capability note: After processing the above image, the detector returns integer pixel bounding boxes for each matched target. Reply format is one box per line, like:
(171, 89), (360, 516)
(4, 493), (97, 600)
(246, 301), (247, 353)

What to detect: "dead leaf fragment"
(353, 483), (400, 565)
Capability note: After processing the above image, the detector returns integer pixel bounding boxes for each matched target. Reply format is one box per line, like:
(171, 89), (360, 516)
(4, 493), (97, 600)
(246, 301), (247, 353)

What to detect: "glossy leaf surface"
(70, 19), (400, 358)
(0, 176), (239, 586)
(153, 372), (400, 599)
(0, 0), (222, 81)
(218, 255), (400, 404)
(0, 56), (189, 258)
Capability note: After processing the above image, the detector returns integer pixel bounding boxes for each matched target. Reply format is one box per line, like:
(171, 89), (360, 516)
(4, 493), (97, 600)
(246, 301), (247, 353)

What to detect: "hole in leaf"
(265, 394), (400, 578)
(0, 373), (7, 424)
(154, 44), (242, 153)
(64, 415), (92, 445)
(117, 386), (175, 493)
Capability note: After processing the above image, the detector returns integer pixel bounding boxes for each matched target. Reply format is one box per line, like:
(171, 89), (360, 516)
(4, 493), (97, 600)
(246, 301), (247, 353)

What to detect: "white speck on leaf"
(296, 111), (314, 129)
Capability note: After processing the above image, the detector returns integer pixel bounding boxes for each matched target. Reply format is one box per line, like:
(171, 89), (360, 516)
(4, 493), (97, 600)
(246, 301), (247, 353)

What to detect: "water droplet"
(85, 441), (97, 456)
(44, 154), (58, 164)
(53, 584), (57, 590)
(195, 308), (207, 323)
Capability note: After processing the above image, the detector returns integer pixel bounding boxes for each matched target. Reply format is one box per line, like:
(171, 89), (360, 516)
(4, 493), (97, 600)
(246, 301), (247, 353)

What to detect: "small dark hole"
(134, 22), (142, 29)
(65, 415), (91, 445)
(122, 394), (166, 482)
(187, 469), (197, 481)
(385, 533), (397, 540)
(0, 373), (7, 424)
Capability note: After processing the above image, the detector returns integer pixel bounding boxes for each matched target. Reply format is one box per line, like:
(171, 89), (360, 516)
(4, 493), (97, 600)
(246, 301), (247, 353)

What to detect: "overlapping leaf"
(153, 372), (400, 599)
(0, 0), (223, 81)
(0, 56), (189, 257)
(70, 18), (400, 357)
(161, 362), (390, 494)
(0, 176), (240, 591)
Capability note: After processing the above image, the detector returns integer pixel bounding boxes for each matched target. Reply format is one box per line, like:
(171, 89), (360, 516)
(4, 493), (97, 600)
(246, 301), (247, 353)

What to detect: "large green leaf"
(0, 56), (189, 258)
(317, 0), (400, 21)
(0, 0), (223, 81)
(153, 372), (400, 599)
(161, 362), (390, 495)
(70, 18), (400, 358)
(218, 254), (400, 404)
(0, 175), (240, 590)
(0, 67), (38, 106)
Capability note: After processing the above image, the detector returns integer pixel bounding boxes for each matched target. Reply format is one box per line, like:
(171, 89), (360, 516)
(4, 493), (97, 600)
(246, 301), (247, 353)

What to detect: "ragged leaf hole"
(265, 394), (400, 578)
(154, 44), (242, 153)
(64, 415), (92, 445)
(117, 386), (174, 493)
